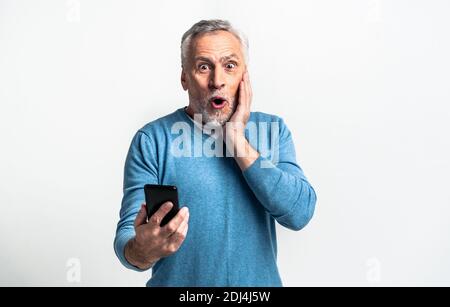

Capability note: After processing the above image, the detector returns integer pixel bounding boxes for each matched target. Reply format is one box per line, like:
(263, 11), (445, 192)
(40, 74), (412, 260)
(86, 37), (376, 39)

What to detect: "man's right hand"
(124, 202), (190, 270)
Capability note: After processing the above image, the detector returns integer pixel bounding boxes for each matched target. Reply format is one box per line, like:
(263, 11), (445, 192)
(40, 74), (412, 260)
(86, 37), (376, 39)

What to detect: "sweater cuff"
(245, 154), (276, 171)
(114, 232), (148, 272)
(242, 156), (289, 215)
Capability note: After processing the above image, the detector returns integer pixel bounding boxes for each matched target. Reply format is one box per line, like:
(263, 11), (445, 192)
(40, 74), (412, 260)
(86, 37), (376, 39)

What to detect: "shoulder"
(249, 111), (289, 130)
(137, 109), (184, 139)
(248, 111), (293, 144)
(249, 111), (281, 123)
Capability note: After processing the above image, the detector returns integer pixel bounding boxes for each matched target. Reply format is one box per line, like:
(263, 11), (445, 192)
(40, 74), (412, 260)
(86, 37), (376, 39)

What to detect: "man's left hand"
(227, 70), (253, 135)
(224, 70), (259, 171)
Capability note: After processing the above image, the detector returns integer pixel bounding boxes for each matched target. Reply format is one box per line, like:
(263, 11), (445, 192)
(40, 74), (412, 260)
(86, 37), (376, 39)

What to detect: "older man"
(114, 19), (317, 287)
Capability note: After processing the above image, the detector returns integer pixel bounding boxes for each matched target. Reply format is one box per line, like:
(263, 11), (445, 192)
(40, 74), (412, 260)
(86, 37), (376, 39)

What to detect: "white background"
(1, 0), (449, 286)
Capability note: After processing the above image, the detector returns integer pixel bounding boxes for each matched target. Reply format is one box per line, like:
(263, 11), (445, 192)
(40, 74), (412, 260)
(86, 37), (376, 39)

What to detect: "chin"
(204, 109), (233, 127)
(203, 119), (224, 127)
(203, 114), (228, 127)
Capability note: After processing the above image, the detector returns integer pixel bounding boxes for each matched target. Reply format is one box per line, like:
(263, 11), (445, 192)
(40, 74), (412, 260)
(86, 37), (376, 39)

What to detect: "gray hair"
(180, 19), (249, 68)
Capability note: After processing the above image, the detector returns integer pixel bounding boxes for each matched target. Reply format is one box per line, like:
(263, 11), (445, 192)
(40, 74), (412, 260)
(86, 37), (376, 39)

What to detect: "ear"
(181, 69), (188, 91)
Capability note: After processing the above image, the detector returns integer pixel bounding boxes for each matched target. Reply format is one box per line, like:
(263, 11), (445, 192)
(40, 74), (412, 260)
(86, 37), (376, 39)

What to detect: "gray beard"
(189, 98), (236, 127)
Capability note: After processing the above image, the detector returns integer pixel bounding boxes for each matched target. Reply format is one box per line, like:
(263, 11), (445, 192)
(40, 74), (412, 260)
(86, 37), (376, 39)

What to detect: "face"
(181, 30), (246, 126)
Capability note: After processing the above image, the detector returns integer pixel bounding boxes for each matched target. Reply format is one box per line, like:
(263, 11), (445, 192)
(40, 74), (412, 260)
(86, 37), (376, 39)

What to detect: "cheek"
(187, 78), (203, 96)
(231, 79), (241, 95)
(192, 71), (209, 83)
(192, 76), (210, 91)
(233, 73), (243, 89)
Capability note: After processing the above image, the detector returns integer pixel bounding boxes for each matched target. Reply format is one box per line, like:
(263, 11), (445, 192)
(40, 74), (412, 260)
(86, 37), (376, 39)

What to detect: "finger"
(134, 204), (147, 228)
(161, 207), (189, 237)
(168, 213), (189, 243)
(239, 79), (245, 106)
(167, 219), (189, 250)
(246, 71), (253, 105)
(244, 71), (252, 108)
(241, 77), (248, 106)
(240, 75), (250, 112)
(148, 201), (173, 227)
(174, 210), (189, 233)
(232, 81), (245, 117)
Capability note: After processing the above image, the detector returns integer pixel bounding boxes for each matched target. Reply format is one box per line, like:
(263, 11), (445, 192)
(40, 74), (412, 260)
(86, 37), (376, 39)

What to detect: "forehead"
(190, 30), (243, 60)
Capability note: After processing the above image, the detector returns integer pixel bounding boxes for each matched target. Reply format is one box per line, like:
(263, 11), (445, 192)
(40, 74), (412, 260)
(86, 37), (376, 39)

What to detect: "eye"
(199, 64), (210, 72)
(225, 62), (237, 70)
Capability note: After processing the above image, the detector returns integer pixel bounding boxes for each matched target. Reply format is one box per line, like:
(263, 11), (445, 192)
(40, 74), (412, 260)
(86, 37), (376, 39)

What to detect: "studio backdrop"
(1, 0), (449, 286)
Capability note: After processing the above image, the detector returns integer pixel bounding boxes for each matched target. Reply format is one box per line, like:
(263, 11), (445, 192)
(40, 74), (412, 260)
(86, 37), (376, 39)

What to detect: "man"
(114, 19), (317, 287)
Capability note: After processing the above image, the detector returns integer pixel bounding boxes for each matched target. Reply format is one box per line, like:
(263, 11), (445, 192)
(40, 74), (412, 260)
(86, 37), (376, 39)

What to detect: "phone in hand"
(144, 184), (180, 226)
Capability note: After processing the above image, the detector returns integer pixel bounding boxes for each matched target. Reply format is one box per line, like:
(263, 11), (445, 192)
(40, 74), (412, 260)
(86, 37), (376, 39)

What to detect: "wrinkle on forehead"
(190, 31), (244, 63)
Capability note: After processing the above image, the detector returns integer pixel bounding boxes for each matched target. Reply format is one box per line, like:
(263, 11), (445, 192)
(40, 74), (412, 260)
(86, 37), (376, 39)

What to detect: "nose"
(209, 68), (225, 90)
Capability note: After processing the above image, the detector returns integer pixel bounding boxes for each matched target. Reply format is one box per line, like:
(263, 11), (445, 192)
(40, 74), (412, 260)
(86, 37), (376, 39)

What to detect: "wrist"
(226, 135), (259, 171)
(125, 237), (156, 270)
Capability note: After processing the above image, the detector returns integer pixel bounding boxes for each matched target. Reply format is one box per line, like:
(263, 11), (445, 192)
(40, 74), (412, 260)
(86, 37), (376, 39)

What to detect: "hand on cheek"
(229, 70), (252, 132)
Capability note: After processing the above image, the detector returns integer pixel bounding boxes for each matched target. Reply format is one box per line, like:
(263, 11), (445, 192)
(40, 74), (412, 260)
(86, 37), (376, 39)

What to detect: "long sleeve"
(242, 118), (317, 231)
(114, 131), (159, 271)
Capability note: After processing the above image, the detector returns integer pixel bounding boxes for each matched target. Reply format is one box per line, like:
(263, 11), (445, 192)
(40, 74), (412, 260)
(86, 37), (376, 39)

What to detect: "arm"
(226, 70), (317, 231)
(241, 119), (317, 231)
(114, 131), (158, 271)
(114, 131), (189, 271)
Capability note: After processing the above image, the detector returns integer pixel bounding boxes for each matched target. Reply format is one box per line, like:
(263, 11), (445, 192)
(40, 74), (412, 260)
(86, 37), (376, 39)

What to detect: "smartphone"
(144, 184), (180, 226)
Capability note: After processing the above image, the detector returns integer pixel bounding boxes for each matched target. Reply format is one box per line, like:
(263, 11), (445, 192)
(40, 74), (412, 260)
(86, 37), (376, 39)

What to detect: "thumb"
(134, 204), (148, 228)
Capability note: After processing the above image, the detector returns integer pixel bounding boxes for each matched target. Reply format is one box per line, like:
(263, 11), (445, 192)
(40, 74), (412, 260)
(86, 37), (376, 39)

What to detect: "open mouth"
(210, 96), (227, 109)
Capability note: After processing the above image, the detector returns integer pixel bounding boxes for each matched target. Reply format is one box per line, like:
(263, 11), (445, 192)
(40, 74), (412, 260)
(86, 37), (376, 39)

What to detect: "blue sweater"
(114, 108), (317, 287)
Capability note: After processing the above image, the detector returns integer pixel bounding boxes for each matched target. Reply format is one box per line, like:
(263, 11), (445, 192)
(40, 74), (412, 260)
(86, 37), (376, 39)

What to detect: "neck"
(185, 105), (195, 119)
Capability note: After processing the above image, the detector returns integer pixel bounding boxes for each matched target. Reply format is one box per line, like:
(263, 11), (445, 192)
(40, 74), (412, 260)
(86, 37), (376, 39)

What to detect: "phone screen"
(144, 184), (180, 226)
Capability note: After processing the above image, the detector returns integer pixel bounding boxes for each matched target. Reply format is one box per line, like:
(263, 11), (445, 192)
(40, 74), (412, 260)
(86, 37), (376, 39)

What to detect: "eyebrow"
(194, 53), (240, 64)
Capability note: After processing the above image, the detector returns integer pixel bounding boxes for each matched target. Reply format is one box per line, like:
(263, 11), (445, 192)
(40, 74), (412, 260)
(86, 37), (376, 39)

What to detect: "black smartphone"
(144, 184), (180, 226)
